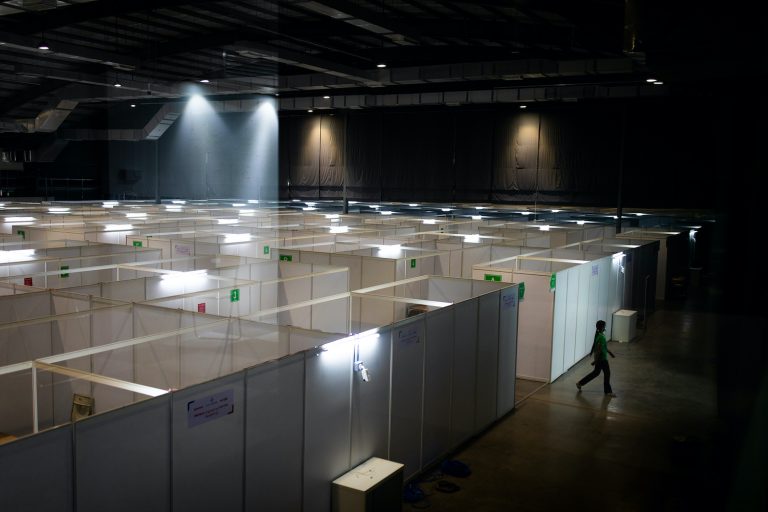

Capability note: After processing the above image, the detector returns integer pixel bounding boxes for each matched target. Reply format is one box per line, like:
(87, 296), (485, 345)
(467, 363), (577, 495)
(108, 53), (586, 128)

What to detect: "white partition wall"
(172, 373), (245, 512)
(512, 272), (554, 381)
(245, 354), (306, 512)
(303, 342), (354, 512)
(0, 425), (73, 512)
(389, 316), (426, 480)
(75, 395), (171, 512)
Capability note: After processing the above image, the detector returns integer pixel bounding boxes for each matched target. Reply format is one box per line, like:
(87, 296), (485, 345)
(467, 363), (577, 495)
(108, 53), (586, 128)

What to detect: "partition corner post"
(32, 365), (39, 433)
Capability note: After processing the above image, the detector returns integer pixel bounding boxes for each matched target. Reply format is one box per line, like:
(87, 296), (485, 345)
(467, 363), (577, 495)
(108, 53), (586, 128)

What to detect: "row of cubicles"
(0, 200), (690, 512)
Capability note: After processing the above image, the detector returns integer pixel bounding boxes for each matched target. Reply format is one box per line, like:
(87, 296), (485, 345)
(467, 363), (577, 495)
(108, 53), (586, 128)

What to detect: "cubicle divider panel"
(303, 344), (353, 512)
(512, 272), (554, 382)
(427, 277), (472, 303)
(390, 316), (426, 480)
(147, 239), (172, 268)
(299, 251), (332, 266)
(90, 305), (135, 411)
(278, 272), (312, 330)
(0, 368), (35, 435)
(245, 354), (305, 512)
(6, 260), (46, 285)
(497, 285), (519, 416)
(330, 254), (362, 290)
(476, 291), (500, 428)
(350, 328), (393, 466)
(0, 425), (73, 512)
(101, 278), (147, 302)
(591, 257), (611, 338)
(172, 373), (245, 512)
(577, 262), (596, 360)
(451, 299), (479, 445)
(551, 270), (568, 381)
(311, 272), (350, 335)
(0, 289), (51, 323)
(74, 394), (171, 512)
(561, 267), (580, 374)
(460, 245), (492, 279)
(422, 307), (455, 468)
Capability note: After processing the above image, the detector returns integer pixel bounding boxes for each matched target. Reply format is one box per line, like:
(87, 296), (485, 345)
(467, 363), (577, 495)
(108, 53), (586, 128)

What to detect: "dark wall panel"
(319, 114), (345, 197)
(492, 112), (541, 202)
(381, 111), (454, 202)
(346, 112), (382, 201)
(454, 110), (494, 202)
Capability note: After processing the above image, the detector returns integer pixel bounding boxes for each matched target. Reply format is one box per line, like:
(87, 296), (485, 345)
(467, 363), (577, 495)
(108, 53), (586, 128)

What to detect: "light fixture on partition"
(519, 104), (527, 109)
(376, 63), (386, 68)
(130, 104), (136, 108)
(308, 109), (314, 113)
(653, 81), (664, 85)
(199, 79), (210, 83)
(323, 95), (330, 99)
(37, 29), (50, 51)
(646, 78), (657, 83)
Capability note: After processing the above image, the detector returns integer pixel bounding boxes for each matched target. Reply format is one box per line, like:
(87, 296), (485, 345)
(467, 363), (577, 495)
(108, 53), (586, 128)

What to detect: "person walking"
(576, 320), (616, 396)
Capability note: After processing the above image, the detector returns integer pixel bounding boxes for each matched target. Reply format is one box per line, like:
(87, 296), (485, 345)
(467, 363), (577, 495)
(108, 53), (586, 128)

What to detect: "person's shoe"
(576, 383), (582, 391)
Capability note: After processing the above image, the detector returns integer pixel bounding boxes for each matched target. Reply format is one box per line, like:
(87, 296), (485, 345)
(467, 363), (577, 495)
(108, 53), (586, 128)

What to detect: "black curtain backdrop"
(279, 101), (714, 207)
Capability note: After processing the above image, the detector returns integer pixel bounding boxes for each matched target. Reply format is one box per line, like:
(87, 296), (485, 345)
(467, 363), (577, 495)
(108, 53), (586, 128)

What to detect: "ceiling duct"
(21, 0), (57, 10)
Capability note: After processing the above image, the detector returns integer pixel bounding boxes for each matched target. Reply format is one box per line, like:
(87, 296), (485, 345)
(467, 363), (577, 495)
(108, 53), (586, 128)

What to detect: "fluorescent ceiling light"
(105, 224), (133, 231)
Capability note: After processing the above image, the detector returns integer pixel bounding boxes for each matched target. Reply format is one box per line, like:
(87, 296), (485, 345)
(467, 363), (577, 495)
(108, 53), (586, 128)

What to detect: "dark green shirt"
(593, 331), (608, 361)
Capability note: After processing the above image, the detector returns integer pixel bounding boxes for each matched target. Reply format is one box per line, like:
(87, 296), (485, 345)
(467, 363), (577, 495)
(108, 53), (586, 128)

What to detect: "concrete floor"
(403, 291), (726, 511)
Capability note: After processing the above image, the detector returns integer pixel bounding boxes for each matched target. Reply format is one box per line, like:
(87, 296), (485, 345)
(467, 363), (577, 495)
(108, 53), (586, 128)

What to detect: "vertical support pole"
(154, 140), (160, 204)
(616, 106), (627, 234)
(32, 365), (39, 433)
(343, 112), (349, 214)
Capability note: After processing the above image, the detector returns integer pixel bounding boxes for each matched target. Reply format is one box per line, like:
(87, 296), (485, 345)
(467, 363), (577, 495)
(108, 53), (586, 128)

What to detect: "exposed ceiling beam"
(228, 40), (383, 87)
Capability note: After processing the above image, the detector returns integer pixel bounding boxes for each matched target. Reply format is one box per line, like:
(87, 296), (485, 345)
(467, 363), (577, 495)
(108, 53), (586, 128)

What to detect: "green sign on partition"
(60, 265), (69, 278)
(484, 274), (502, 282)
(263, 245), (270, 255)
(550, 273), (556, 291)
(410, 259), (416, 268)
(230, 289), (240, 302)
(17, 229), (25, 240)
(132, 240), (143, 247)
(518, 282), (526, 300)
(279, 254), (292, 262)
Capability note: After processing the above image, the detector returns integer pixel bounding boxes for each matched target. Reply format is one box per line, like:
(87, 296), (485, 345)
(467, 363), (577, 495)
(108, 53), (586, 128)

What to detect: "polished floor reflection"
(404, 290), (724, 511)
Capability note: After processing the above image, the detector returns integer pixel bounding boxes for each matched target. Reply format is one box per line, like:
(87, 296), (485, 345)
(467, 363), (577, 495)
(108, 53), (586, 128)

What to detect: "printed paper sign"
(502, 292), (517, 309)
(263, 245), (270, 255)
(550, 273), (556, 291)
(187, 389), (234, 428)
(230, 289), (240, 302)
(133, 240), (143, 247)
(410, 259), (416, 268)
(174, 244), (192, 256)
(16, 230), (25, 240)
(518, 282), (526, 300)
(60, 265), (69, 278)
(197, 303), (206, 313)
(397, 326), (420, 345)
(279, 254), (292, 262)
(592, 265), (599, 276)
(484, 274), (502, 282)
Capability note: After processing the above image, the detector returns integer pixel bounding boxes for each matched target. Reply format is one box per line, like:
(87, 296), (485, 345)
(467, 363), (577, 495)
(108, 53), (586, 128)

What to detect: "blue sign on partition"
(187, 389), (234, 428)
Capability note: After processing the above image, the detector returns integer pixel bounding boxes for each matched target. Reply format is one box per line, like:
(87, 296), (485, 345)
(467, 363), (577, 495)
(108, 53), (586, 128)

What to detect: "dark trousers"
(578, 359), (612, 393)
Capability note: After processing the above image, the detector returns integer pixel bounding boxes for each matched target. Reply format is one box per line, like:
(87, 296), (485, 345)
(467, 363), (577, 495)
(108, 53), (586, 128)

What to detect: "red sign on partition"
(24, 277), (32, 286)
(197, 303), (206, 313)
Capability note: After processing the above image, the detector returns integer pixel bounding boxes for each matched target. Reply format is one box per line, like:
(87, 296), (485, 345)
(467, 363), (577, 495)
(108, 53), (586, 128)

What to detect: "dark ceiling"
(0, 0), (710, 136)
